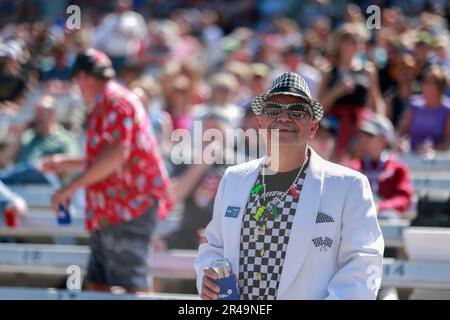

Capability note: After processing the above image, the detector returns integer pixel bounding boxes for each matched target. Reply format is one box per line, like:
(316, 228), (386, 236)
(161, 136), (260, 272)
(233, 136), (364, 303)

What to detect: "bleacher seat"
(398, 153), (450, 171)
(0, 286), (198, 300)
(0, 243), (196, 284)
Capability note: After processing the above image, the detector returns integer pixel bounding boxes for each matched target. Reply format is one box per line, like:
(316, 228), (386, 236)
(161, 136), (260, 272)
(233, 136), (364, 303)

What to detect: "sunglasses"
(360, 130), (376, 138)
(262, 102), (312, 120)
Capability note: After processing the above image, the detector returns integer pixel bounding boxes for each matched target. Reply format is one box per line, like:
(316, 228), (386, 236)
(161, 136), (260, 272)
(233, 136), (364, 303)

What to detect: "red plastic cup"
(4, 208), (19, 228)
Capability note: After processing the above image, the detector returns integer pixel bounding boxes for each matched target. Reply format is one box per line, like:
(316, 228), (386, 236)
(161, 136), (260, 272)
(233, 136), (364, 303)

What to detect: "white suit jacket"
(194, 148), (384, 300)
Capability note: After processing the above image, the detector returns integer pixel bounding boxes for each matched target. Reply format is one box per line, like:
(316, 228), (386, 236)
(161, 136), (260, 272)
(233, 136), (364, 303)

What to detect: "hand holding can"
(200, 268), (221, 300)
(0, 200), (21, 228)
(209, 259), (240, 300)
(57, 203), (71, 224)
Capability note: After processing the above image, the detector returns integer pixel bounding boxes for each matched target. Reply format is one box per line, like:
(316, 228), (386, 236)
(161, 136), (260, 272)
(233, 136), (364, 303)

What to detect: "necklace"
(252, 149), (309, 222)
(245, 149), (309, 300)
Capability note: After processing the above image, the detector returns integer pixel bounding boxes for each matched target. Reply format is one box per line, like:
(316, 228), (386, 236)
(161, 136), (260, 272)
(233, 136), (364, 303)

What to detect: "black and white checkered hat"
(251, 72), (324, 121)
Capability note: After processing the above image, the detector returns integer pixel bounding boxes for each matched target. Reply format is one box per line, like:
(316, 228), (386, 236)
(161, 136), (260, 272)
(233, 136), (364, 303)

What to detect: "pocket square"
(316, 211), (334, 224)
(312, 237), (333, 252)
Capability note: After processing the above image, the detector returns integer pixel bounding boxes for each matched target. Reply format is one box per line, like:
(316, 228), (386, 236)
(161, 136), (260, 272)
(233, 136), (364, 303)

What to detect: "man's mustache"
(268, 121), (298, 132)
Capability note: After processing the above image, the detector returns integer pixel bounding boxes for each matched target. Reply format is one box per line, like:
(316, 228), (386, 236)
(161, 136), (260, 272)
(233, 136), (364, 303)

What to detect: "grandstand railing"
(0, 214), (180, 241)
(1, 243), (450, 291)
(382, 258), (450, 290)
(0, 286), (198, 300)
(0, 244), (195, 280)
(398, 152), (450, 171)
(1, 212), (406, 248)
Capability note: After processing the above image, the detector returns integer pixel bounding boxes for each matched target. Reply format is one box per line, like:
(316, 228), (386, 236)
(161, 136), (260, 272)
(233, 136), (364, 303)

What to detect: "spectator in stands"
(0, 38), (29, 106)
(197, 72), (383, 300)
(177, 60), (208, 106)
(223, 60), (252, 107)
(199, 9), (224, 69)
(192, 72), (243, 129)
(41, 42), (72, 82)
(130, 76), (174, 157)
(135, 20), (174, 76)
(318, 23), (386, 162)
(164, 74), (193, 131)
(378, 37), (416, 127)
(308, 117), (337, 161)
(159, 63), (204, 121)
(239, 63), (271, 111)
(349, 114), (413, 219)
(412, 32), (438, 87)
(241, 106), (265, 160)
(0, 100), (23, 159)
(91, 0), (148, 73)
(37, 38), (88, 135)
(305, 17), (331, 68)
(41, 48), (174, 293)
(270, 45), (322, 99)
(153, 109), (234, 251)
(436, 35), (450, 81)
(0, 95), (79, 168)
(249, 63), (270, 100)
(170, 9), (202, 63)
(397, 64), (450, 153)
(118, 62), (143, 87)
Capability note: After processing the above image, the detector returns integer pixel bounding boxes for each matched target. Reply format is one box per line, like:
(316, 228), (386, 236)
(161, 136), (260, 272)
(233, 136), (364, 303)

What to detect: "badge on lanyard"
(225, 206), (240, 218)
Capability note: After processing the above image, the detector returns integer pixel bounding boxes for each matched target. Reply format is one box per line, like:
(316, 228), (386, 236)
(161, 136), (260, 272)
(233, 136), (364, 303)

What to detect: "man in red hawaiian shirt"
(42, 48), (174, 293)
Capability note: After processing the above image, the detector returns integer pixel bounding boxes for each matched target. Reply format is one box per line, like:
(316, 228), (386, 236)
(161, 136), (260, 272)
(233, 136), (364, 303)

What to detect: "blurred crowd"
(1, 0), (450, 251)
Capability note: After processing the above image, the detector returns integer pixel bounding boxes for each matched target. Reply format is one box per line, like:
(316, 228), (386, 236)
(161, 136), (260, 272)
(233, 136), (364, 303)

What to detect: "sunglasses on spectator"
(360, 130), (376, 138)
(262, 102), (312, 120)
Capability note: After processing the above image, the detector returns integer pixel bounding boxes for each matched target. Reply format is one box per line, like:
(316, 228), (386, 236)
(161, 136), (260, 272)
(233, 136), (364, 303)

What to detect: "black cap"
(71, 48), (115, 80)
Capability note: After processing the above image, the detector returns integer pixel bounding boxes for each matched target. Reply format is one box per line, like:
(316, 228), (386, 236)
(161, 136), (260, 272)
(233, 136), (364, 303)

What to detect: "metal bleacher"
(0, 242), (197, 299)
(383, 153), (450, 299)
(0, 226), (450, 299)
(0, 212), (86, 241)
(399, 153), (450, 193)
(8, 185), (56, 208)
(0, 209), (409, 248)
(0, 243), (196, 279)
(0, 212), (181, 243)
(0, 152), (449, 299)
(382, 258), (450, 290)
(1, 241), (450, 297)
(398, 152), (450, 171)
(0, 183), (191, 299)
(0, 286), (198, 300)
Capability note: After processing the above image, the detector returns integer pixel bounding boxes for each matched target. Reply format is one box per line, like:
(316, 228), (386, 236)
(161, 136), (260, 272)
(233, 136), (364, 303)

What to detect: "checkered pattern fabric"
(316, 212), (334, 224)
(271, 72), (311, 96)
(312, 237), (333, 252)
(251, 72), (324, 121)
(238, 166), (308, 300)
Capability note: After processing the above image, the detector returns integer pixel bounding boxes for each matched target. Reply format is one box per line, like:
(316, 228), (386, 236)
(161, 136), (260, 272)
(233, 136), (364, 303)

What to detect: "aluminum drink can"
(57, 203), (71, 224)
(209, 258), (239, 300)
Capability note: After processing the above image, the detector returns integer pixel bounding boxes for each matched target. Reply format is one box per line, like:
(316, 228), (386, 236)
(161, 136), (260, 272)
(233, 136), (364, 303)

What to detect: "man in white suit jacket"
(195, 72), (384, 300)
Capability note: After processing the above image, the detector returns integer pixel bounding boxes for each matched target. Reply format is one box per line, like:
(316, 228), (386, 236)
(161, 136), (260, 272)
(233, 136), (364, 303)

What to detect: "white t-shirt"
(92, 11), (148, 57)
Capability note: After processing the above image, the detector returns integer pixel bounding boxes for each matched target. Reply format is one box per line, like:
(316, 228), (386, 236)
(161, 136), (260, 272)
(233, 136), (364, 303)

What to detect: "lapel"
(277, 148), (325, 298)
(224, 157), (266, 278)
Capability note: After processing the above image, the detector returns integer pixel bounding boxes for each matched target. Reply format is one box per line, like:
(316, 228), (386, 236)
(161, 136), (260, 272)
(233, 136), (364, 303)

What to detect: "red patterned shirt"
(85, 80), (174, 231)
